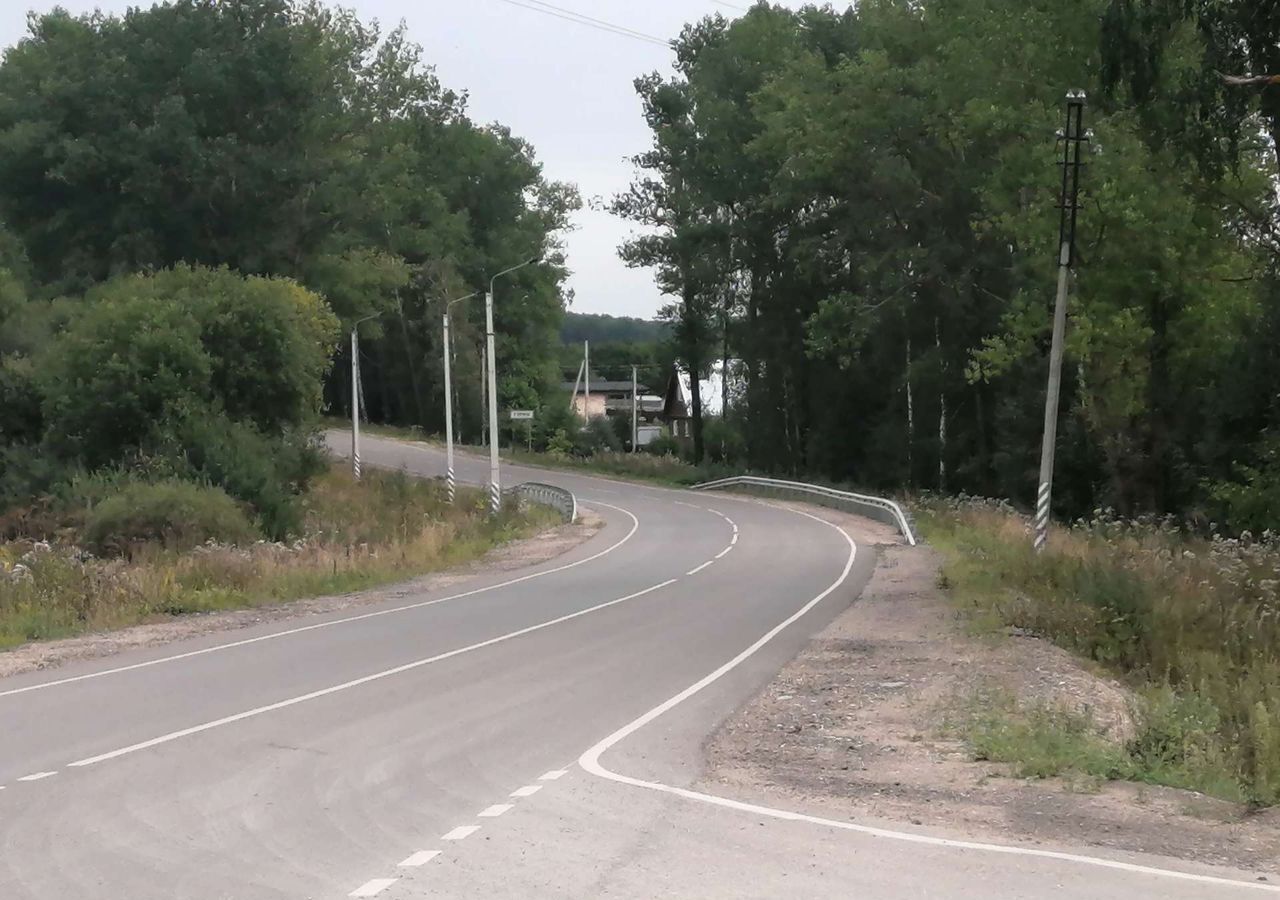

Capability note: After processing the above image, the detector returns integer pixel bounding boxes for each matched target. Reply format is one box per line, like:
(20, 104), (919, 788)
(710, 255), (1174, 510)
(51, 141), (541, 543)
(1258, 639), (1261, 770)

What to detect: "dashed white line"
(349, 878), (398, 897)
(67, 579), (677, 768)
(478, 803), (513, 818)
(714, 546), (733, 559)
(729, 533), (738, 545)
(510, 784), (542, 797)
(686, 560), (714, 576)
(398, 850), (440, 867)
(539, 769), (568, 781)
(442, 825), (480, 841)
(16, 772), (56, 782)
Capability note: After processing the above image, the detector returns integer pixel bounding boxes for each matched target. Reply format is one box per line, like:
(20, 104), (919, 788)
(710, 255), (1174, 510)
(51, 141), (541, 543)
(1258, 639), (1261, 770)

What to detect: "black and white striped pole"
(485, 254), (542, 517)
(1035, 90), (1088, 552)
(350, 327), (361, 481)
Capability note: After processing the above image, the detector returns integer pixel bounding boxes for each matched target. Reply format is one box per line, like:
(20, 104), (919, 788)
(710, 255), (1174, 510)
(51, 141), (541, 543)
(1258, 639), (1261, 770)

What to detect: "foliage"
(561, 312), (668, 345)
(83, 481), (258, 557)
(0, 466), (553, 649)
(0, 0), (578, 446)
(621, 0), (1277, 529)
(923, 498), (1280, 805)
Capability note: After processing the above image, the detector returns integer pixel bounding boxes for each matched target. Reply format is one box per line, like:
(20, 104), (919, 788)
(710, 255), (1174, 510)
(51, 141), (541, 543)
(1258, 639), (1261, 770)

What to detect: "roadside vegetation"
(0, 466), (553, 651)
(923, 498), (1280, 806)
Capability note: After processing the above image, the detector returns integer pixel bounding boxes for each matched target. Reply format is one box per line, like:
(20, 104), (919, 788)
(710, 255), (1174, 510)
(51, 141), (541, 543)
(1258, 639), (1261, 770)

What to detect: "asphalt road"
(0, 432), (1271, 899)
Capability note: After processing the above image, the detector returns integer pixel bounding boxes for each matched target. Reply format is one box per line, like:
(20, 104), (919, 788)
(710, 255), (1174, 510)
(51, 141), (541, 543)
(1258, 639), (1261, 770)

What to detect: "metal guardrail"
(506, 481), (578, 523)
(692, 476), (917, 546)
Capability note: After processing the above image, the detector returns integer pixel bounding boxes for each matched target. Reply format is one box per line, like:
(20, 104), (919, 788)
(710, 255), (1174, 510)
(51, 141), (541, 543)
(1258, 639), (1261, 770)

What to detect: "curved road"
(0, 432), (1268, 898)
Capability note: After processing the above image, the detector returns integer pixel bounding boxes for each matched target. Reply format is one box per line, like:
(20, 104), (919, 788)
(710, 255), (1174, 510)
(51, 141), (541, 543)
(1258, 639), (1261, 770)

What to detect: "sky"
(0, 1), (811, 319)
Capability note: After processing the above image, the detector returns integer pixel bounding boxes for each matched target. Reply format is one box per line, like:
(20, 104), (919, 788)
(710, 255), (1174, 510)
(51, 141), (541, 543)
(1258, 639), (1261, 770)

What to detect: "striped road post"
(1034, 480), (1051, 551)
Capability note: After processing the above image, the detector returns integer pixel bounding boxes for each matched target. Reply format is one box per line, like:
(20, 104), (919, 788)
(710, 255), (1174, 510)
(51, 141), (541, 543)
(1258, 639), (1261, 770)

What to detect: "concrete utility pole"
(350, 328), (361, 481)
(442, 314), (455, 503)
(442, 291), (481, 504)
(349, 312), (381, 481)
(631, 365), (638, 453)
(484, 255), (541, 515)
(1035, 89), (1088, 552)
(584, 340), (590, 419)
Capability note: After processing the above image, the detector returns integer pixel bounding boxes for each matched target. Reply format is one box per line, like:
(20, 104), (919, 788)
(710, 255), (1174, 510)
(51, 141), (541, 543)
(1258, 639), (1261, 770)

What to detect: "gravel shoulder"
(702, 504), (1280, 873)
(0, 509), (602, 681)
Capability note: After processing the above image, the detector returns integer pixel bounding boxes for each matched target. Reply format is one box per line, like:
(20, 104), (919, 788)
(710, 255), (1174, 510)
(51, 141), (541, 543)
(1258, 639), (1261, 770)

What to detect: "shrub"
(83, 480), (258, 556)
(644, 434), (681, 457)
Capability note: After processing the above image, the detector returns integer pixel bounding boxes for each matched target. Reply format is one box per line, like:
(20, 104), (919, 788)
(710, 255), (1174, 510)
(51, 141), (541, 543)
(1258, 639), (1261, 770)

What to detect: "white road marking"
(349, 878), (397, 897)
(398, 850), (440, 867)
(729, 533), (738, 545)
(686, 561), (714, 576)
(539, 769), (568, 781)
(442, 825), (480, 841)
(477, 803), (513, 817)
(579, 508), (1280, 895)
(16, 772), (56, 782)
(714, 547), (733, 560)
(1, 506), (642, 700)
(510, 785), (542, 797)
(68, 578), (677, 768)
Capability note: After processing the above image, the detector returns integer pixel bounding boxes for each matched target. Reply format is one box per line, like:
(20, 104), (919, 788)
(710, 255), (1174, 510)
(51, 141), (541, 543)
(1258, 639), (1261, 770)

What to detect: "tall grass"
(0, 466), (555, 650)
(922, 498), (1280, 805)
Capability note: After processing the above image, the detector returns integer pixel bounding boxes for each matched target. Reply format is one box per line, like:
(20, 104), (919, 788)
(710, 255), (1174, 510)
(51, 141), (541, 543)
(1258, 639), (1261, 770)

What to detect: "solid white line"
(510, 785), (542, 797)
(686, 561), (714, 576)
(477, 803), (513, 817)
(0, 505), (642, 699)
(349, 878), (397, 897)
(442, 825), (480, 841)
(539, 769), (568, 781)
(16, 771), (56, 782)
(398, 850), (440, 867)
(579, 510), (1280, 894)
(67, 579), (677, 768)
(714, 547), (733, 560)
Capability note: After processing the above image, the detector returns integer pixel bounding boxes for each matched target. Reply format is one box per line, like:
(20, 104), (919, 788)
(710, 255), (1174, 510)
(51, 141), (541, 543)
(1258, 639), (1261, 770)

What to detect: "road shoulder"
(701, 506), (1280, 875)
(0, 510), (602, 681)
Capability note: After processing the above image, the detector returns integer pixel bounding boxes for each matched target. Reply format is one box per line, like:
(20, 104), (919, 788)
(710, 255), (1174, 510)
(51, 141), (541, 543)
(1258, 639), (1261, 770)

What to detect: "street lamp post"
(350, 312), (381, 481)
(485, 255), (542, 515)
(442, 291), (481, 504)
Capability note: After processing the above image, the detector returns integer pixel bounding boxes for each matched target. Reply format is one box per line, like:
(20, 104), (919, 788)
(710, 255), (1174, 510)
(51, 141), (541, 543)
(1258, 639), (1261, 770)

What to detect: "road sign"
(509, 409), (534, 421)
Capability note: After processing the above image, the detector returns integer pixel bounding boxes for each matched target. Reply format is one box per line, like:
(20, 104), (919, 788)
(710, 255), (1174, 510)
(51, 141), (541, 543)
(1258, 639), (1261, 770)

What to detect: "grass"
(500, 447), (707, 485)
(0, 465), (557, 651)
(921, 498), (1280, 806)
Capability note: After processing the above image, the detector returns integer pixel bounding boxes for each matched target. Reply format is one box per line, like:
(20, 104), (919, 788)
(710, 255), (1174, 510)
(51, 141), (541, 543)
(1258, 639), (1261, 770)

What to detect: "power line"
(712, 1), (750, 12)
(490, 0), (673, 48)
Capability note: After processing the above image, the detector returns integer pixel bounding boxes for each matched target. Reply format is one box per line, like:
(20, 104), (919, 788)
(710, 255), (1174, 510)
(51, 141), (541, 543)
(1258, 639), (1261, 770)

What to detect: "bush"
(702, 416), (746, 465)
(1212, 435), (1280, 535)
(38, 266), (339, 470)
(644, 434), (681, 457)
(163, 413), (326, 539)
(83, 480), (258, 556)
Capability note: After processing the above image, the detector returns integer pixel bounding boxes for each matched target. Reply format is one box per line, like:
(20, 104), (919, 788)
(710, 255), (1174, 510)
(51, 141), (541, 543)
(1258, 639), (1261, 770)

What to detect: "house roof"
(559, 380), (651, 394)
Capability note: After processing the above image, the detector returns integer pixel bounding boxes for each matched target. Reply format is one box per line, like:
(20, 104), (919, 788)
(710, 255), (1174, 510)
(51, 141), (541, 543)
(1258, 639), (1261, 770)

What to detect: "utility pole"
(483, 255), (541, 515)
(584, 340), (590, 420)
(442, 314), (455, 504)
(631, 364), (638, 453)
(350, 328), (361, 481)
(1035, 89), (1088, 552)
(485, 289), (500, 514)
(349, 312), (380, 481)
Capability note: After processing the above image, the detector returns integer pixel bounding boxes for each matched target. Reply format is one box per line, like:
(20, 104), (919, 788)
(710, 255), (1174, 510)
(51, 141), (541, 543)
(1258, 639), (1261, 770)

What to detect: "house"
(559, 379), (661, 422)
(661, 360), (744, 439)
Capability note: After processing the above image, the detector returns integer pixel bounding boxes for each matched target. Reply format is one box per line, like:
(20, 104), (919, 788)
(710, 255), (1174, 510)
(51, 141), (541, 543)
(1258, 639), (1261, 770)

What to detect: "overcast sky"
(0, 1), (814, 319)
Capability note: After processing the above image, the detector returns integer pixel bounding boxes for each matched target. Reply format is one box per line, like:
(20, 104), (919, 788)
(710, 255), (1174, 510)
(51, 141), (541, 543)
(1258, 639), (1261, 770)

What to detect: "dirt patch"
(0, 510), (602, 681)
(703, 506), (1280, 873)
